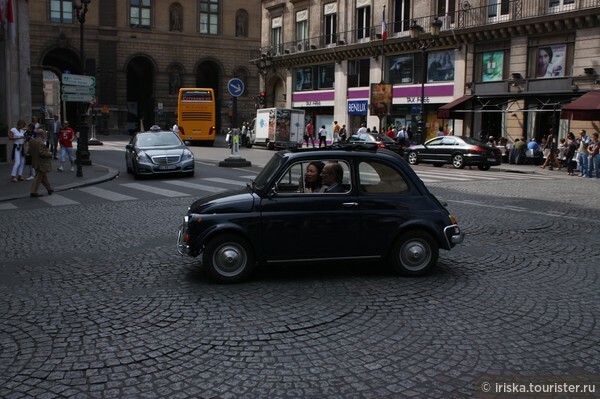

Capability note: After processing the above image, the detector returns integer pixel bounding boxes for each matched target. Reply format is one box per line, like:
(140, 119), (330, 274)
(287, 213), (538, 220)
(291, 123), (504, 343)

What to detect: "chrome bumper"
(176, 216), (190, 256)
(444, 224), (465, 246)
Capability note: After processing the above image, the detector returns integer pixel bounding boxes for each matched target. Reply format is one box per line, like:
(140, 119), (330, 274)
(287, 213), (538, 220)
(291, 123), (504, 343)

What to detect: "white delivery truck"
(253, 108), (305, 150)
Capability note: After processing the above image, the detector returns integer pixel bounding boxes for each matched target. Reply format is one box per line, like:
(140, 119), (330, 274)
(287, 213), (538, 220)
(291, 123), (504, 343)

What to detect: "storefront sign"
(348, 100), (368, 115)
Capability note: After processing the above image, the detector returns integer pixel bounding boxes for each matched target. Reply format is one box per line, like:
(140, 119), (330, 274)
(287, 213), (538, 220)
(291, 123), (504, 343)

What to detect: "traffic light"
(259, 91), (266, 108)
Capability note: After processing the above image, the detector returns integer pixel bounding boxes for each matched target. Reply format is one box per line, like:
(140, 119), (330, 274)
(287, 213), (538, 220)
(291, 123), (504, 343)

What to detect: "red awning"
(560, 91), (600, 121)
(437, 95), (474, 119)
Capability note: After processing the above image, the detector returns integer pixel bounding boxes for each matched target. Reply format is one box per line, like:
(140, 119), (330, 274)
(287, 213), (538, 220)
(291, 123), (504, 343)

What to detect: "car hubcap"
(214, 244), (246, 276)
(401, 240), (430, 271)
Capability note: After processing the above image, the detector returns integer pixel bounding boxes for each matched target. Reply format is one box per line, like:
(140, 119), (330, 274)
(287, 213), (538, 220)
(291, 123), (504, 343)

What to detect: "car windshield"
(253, 152), (286, 192)
(136, 132), (182, 148)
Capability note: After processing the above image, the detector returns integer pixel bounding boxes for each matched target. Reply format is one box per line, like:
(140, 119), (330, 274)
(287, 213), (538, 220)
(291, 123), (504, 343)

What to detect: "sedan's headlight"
(182, 149), (194, 160)
(136, 150), (150, 162)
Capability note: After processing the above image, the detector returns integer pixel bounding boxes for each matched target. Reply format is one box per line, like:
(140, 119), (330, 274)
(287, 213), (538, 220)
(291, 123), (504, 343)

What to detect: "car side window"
(427, 138), (444, 146)
(358, 161), (409, 194)
(441, 137), (457, 145)
(276, 160), (352, 195)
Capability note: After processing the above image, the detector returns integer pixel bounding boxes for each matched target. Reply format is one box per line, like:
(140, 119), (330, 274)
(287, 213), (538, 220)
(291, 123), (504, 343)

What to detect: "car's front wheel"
(407, 151), (419, 165)
(389, 231), (439, 276)
(203, 234), (255, 283)
(452, 154), (465, 169)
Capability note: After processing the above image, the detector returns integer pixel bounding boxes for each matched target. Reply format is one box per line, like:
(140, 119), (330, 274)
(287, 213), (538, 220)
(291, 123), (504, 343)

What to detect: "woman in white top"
(9, 119), (27, 182)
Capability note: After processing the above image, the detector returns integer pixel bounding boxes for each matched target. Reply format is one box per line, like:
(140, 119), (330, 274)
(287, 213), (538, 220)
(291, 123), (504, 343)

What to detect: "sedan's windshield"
(253, 153), (286, 192)
(136, 132), (183, 148)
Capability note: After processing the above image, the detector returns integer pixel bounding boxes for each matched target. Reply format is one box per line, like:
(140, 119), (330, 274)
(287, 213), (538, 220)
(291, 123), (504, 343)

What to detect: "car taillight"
(471, 146), (487, 153)
(377, 142), (386, 148)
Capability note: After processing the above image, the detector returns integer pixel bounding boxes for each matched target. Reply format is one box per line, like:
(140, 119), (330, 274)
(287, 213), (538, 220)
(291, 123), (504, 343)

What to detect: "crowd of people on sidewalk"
(501, 129), (599, 177)
(7, 114), (79, 197)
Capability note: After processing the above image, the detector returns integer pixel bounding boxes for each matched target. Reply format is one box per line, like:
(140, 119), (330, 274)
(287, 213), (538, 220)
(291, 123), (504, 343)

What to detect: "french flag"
(1, 0), (16, 46)
(381, 6), (387, 41)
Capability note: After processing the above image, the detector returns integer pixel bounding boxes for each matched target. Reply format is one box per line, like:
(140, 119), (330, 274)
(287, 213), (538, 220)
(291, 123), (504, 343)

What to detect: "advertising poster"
(388, 55), (414, 84)
(427, 50), (455, 82)
(536, 44), (566, 78)
(482, 51), (504, 81)
(370, 83), (392, 116)
(295, 67), (313, 90)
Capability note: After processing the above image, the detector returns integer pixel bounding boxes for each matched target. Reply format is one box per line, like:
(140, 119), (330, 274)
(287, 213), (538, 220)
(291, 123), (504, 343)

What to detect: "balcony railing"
(258, 0), (599, 57)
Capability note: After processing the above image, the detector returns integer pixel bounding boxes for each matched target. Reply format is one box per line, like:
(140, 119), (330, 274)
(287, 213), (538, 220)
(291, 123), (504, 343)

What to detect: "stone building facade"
(26, 0), (262, 135)
(254, 0), (600, 144)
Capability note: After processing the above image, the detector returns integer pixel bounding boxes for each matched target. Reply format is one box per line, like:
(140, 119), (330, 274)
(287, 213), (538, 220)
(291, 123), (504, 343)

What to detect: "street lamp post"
(74, 0), (91, 177)
(409, 17), (442, 145)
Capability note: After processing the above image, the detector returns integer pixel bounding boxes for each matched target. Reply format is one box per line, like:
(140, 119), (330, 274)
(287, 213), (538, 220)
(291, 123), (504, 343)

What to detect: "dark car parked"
(348, 133), (404, 155)
(406, 136), (502, 170)
(177, 145), (464, 283)
(125, 126), (195, 178)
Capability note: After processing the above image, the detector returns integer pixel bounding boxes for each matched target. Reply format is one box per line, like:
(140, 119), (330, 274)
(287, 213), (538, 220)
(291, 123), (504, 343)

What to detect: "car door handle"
(342, 202), (359, 207)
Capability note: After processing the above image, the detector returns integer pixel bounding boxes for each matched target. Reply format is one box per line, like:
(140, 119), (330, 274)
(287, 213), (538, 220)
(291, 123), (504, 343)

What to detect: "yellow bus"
(177, 88), (216, 145)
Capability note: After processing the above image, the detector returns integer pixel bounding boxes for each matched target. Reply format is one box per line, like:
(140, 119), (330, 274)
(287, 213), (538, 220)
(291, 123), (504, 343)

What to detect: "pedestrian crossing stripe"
(120, 183), (190, 197)
(203, 177), (250, 186)
(163, 180), (226, 194)
(79, 186), (137, 201)
(39, 194), (79, 206)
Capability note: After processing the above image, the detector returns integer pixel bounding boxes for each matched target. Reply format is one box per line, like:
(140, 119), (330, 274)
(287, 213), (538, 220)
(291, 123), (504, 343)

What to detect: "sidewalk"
(0, 156), (118, 203)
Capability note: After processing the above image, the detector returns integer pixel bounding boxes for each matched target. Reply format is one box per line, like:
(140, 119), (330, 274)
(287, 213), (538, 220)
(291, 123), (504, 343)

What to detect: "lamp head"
(430, 17), (443, 37)
(511, 72), (523, 80)
(409, 20), (424, 40)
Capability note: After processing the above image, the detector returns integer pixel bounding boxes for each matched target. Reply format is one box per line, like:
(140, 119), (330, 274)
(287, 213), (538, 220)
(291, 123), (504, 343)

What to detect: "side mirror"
(126, 144), (133, 150)
(184, 140), (192, 146)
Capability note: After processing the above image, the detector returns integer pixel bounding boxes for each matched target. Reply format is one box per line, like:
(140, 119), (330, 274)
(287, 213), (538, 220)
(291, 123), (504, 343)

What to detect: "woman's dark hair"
(305, 161), (325, 190)
(540, 47), (553, 62)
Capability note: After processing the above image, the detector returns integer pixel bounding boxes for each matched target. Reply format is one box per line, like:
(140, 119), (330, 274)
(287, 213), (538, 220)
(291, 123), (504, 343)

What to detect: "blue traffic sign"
(227, 78), (245, 97)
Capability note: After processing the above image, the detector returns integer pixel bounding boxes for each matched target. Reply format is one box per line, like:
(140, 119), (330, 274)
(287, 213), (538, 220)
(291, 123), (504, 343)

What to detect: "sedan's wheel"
(478, 164), (491, 171)
(407, 151), (419, 165)
(203, 234), (255, 283)
(452, 154), (465, 169)
(126, 159), (132, 174)
(389, 231), (438, 276)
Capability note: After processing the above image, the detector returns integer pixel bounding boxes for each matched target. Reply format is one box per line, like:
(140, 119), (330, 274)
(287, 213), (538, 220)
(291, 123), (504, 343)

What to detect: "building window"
(356, 6), (371, 40)
(487, 0), (509, 23)
(324, 9), (337, 45)
(200, 0), (219, 35)
(271, 16), (283, 55)
(393, 0), (411, 34)
(130, 0), (151, 28)
(50, 0), (73, 24)
(296, 11), (308, 49)
(318, 64), (335, 89)
(348, 59), (371, 88)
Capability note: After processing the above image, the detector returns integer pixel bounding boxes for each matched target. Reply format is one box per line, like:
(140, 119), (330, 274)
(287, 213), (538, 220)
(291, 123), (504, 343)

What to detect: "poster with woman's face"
(482, 51), (504, 81)
(427, 50), (454, 82)
(536, 44), (566, 78)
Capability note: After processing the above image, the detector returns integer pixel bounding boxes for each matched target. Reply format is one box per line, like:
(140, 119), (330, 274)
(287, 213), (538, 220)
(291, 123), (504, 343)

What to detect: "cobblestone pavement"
(0, 176), (599, 398)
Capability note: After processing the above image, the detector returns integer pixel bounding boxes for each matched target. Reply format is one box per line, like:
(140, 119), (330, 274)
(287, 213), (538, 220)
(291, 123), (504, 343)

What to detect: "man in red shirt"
(58, 121), (76, 172)
(305, 120), (315, 148)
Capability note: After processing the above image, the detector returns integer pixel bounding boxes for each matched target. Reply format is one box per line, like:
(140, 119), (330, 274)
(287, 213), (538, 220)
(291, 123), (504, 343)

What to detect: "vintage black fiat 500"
(177, 145), (464, 283)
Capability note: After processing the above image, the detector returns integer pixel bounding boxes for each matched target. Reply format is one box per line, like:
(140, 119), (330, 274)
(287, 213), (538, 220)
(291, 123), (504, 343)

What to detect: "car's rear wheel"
(478, 164), (491, 171)
(407, 151), (419, 165)
(389, 231), (438, 276)
(452, 154), (465, 169)
(203, 234), (255, 283)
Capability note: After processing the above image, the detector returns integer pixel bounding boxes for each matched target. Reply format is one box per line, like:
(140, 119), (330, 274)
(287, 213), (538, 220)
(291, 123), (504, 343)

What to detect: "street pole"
(75, 0), (91, 177)
(418, 47), (426, 145)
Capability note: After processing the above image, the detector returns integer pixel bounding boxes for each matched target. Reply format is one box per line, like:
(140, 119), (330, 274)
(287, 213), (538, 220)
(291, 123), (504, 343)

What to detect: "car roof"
(282, 143), (403, 161)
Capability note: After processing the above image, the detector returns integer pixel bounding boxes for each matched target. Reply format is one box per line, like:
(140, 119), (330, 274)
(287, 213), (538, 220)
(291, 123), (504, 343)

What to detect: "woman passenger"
(303, 161), (325, 193)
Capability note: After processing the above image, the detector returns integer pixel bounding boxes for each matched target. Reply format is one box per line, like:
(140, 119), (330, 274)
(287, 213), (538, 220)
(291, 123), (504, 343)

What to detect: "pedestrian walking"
(305, 120), (315, 148)
(318, 125), (327, 148)
(50, 114), (62, 159)
(29, 128), (54, 197)
(564, 132), (577, 176)
(58, 121), (76, 172)
(8, 119), (27, 183)
(588, 132), (599, 178)
(576, 130), (590, 177)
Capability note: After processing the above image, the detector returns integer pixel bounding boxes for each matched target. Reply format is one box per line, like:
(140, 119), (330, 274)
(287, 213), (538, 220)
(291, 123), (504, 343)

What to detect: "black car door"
(258, 159), (361, 262)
